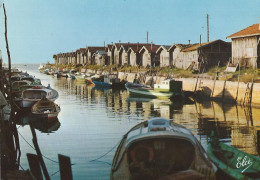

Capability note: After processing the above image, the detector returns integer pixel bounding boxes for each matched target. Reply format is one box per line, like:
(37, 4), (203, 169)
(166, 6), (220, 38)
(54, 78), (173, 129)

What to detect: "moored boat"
(111, 117), (216, 180)
(75, 74), (88, 83)
(11, 80), (32, 98)
(67, 70), (78, 79)
(19, 85), (59, 108)
(125, 79), (183, 99)
(31, 96), (61, 119)
(207, 133), (260, 180)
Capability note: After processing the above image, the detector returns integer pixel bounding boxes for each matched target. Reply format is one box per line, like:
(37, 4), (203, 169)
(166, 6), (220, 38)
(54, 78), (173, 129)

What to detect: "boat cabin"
(154, 79), (182, 94)
(21, 76), (34, 82)
(111, 118), (215, 180)
(23, 88), (53, 99)
(104, 74), (120, 84)
(12, 81), (31, 89)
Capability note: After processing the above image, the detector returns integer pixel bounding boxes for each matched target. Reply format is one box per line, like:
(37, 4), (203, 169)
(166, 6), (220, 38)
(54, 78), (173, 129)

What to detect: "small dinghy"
(31, 96), (60, 119)
(111, 117), (216, 180)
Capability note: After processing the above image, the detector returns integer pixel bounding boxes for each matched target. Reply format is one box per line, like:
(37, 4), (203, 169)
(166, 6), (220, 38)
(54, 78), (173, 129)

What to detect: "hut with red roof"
(227, 20), (260, 68)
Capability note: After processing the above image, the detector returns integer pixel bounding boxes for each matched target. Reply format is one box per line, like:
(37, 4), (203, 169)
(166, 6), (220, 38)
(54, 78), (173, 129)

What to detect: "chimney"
(259, 16), (260, 30)
(151, 41), (153, 50)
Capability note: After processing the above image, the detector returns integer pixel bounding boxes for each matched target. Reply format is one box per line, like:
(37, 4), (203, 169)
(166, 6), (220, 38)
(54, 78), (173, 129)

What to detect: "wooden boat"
(44, 69), (50, 75)
(103, 73), (126, 88)
(38, 63), (44, 70)
(31, 96), (60, 119)
(53, 70), (62, 78)
(125, 79), (183, 99)
(67, 70), (77, 79)
(14, 84), (45, 99)
(19, 85), (59, 108)
(207, 134), (260, 180)
(20, 76), (42, 85)
(92, 74), (123, 87)
(111, 117), (216, 180)
(75, 74), (87, 83)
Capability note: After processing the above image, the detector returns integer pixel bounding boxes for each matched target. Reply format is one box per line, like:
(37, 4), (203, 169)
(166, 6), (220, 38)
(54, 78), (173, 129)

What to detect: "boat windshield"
(23, 90), (46, 99)
(128, 138), (195, 179)
(22, 77), (34, 82)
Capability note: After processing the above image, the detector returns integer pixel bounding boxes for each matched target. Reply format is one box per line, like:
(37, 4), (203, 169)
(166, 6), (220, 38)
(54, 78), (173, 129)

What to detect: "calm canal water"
(14, 64), (260, 179)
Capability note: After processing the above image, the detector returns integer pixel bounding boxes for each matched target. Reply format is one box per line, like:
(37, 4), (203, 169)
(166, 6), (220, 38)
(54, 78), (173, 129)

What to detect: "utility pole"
(147, 31), (149, 44)
(207, 14), (209, 42)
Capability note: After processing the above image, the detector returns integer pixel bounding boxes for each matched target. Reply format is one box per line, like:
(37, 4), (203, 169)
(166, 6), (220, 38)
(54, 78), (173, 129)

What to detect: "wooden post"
(27, 153), (43, 180)
(235, 63), (240, 102)
(211, 61), (220, 98)
(58, 154), (73, 180)
(29, 124), (50, 180)
(222, 58), (231, 101)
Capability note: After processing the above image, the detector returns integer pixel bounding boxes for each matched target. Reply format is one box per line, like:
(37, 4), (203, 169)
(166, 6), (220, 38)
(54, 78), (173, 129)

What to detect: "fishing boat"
(53, 70), (62, 78)
(103, 73), (126, 88)
(20, 75), (42, 85)
(92, 75), (112, 87)
(15, 84), (45, 99)
(125, 79), (183, 99)
(11, 80), (32, 98)
(19, 85), (59, 108)
(67, 70), (78, 79)
(111, 117), (216, 180)
(44, 69), (50, 75)
(75, 74), (87, 82)
(31, 96), (60, 119)
(38, 63), (44, 71)
(207, 133), (260, 180)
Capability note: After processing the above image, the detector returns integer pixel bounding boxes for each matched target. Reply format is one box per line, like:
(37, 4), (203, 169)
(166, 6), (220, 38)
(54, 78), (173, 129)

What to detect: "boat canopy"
(23, 89), (52, 99)
(126, 118), (194, 148)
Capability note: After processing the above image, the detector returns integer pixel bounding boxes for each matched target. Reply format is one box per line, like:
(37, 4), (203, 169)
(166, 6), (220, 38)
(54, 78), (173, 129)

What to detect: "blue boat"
(92, 80), (112, 87)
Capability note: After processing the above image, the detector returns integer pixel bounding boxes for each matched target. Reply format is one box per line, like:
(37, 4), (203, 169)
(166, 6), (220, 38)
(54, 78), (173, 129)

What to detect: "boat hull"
(207, 137), (260, 180)
(125, 82), (175, 98)
(111, 118), (216, 180)
(92, 80), (112, 87)
(19, 99), (37, 108)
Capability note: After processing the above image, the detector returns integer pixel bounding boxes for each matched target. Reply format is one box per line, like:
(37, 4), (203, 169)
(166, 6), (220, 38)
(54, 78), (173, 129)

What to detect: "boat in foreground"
(31, 96), (61, 119)
(19, 85), (59, 108)
(125, 79), (183, 99)
(111, 117), (216, 180)
(207, 133), (260, 180)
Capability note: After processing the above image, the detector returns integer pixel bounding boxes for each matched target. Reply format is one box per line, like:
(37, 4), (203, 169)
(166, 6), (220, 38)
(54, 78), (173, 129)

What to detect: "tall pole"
(0, 50), (4, 94)
(147, 31), (149, 44)
(207, 14), (209, 42)
(3, 3), (13, 104)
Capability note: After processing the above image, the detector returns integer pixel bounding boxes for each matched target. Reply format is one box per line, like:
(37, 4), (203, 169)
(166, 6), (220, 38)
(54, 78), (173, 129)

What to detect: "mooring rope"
(89, 139), (121, 164)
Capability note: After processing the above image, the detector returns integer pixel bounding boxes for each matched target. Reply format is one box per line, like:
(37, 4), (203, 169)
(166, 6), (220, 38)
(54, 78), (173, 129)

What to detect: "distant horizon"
(0, 0), (259, 64)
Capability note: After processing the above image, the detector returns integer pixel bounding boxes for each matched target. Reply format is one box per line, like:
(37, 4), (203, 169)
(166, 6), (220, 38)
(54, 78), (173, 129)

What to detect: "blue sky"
(0, 0), (259, 64)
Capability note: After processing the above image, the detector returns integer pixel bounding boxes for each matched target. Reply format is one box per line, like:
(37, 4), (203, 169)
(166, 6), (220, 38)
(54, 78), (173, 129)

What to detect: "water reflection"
(14, 65), (260, 179)
(15, 111), (61, 133)
(53, 77), (260, 156)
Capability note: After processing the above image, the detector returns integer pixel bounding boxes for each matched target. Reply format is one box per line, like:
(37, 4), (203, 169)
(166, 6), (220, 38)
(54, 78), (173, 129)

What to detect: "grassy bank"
(45, 63), (260, 83)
